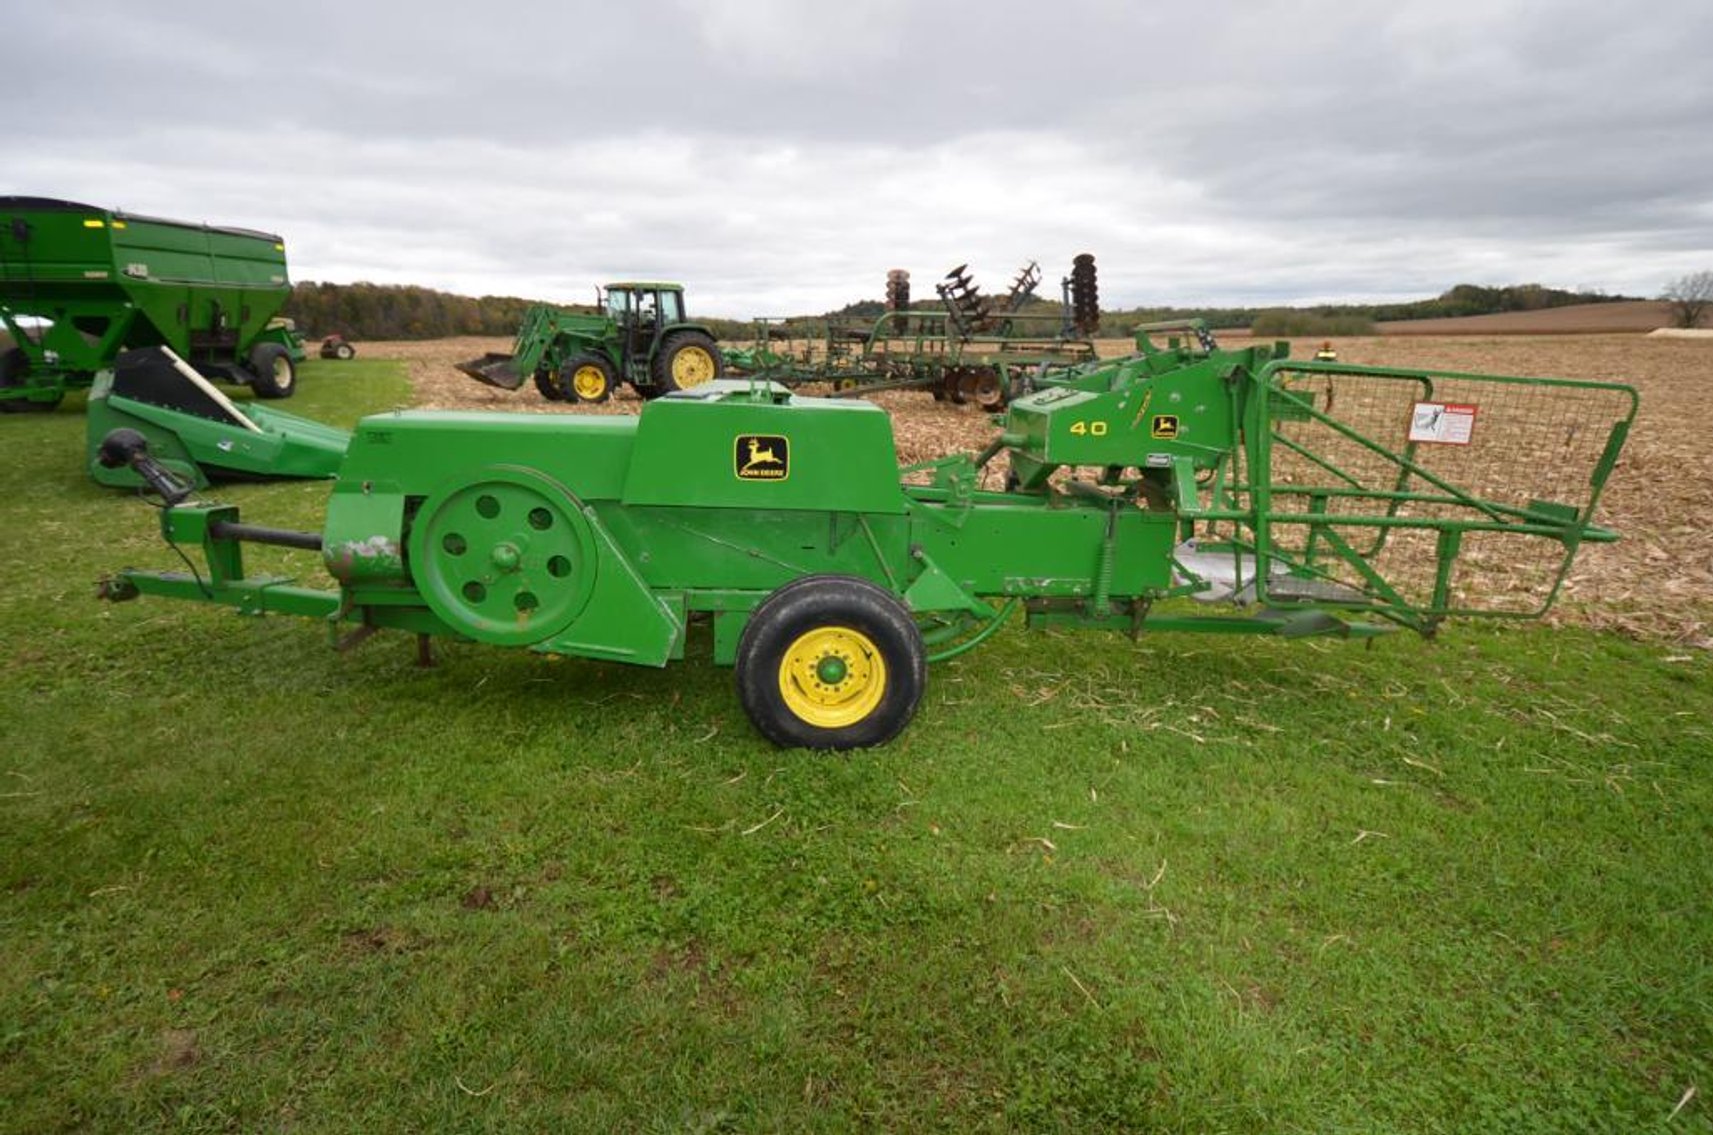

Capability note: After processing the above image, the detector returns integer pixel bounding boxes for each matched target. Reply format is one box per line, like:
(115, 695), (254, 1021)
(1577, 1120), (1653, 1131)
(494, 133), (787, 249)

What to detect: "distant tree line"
(281, 282), (572, 340)
(1100, 283), (1633, 338)
(802, 281), (1634, 340)
(277, 279), (1638, 343)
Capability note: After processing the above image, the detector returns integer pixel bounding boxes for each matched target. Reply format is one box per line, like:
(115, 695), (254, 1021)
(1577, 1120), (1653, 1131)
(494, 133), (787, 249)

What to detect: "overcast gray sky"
(10, 0), (1712, 316)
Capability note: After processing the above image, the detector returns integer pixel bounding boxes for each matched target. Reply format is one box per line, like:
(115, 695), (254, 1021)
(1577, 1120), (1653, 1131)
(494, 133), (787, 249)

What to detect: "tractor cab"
(601, 282), (686, 372)
(595, 281), (723, 396)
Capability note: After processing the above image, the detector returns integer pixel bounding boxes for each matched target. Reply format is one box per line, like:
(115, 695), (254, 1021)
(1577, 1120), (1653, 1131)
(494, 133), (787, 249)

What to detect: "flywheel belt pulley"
(408, 466), (598, 646)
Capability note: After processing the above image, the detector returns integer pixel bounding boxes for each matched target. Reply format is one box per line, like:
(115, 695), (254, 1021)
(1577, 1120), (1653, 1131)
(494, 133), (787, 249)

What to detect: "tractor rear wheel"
(563, 353), (616, 403)
(651, 331), (723, 394)
(736, 575), (926, 750)
(0, 348), (60, 413)
(248, 343), (297, 399)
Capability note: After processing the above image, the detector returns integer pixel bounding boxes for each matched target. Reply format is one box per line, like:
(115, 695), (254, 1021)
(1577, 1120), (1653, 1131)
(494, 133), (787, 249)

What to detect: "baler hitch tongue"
(455, 352), (526, 391)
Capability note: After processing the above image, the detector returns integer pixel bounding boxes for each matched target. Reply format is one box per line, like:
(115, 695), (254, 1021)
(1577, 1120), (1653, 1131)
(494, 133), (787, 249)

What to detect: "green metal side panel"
(1008, 356), (1238, 469)
(621, 386), (908, 514)
(336, 411), (640, 502)
(596, 506), (912, 595)
(907, 496), (1178, 599)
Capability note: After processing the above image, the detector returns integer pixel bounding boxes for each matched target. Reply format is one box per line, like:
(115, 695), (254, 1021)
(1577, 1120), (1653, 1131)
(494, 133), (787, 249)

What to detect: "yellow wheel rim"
(777, 626), (887, 729)
(571, 364), (608, 400)
(671, 345), (716, 388)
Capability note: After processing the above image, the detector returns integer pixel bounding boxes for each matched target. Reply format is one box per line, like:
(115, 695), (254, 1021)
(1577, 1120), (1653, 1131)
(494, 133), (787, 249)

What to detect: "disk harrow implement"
(723, 256), (1100, 408)
(101, 328), (1636, 750)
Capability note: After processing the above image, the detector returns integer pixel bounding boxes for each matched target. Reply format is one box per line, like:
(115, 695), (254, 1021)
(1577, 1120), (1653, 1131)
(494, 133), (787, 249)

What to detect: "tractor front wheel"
(651, 331), (723, 395)
(534, 367), (568, 401)
(736, 575), (926, 750)
(248, 343), (297, 399)
(563, 353), (616, 403)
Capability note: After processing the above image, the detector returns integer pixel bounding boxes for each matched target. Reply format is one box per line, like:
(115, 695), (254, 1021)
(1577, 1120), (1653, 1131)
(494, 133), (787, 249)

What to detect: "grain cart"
(98, 334), (1636, 749)
(457, 283), (724, 402)
(0, 197), (302, 412)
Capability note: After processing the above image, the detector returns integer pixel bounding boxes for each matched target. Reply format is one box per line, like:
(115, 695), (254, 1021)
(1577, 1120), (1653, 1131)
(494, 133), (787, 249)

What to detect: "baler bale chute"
(98, 324), (1637, 750)
(0, 197), (303, 412)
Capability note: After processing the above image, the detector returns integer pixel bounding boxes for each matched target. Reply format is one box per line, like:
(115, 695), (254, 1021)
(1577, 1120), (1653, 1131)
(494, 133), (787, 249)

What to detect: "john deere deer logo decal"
(735, 434), (790, 481)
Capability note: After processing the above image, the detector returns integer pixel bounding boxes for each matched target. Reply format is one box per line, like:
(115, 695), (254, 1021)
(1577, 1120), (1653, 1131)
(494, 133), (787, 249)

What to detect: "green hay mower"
(86, 347), (350, 492)
(99, 324), (1636, 749)
(0, 197), (302, 412)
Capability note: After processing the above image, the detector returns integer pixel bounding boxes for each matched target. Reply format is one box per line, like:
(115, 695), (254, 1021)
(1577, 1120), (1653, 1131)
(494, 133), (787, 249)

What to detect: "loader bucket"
(456, 352), (526, 391)
(86, 347), (350, 491)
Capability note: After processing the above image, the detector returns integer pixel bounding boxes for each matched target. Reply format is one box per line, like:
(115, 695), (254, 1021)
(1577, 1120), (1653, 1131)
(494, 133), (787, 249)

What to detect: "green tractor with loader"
(98, 321), (1636, 749)
(0, 197), (304, 412)
(458, 282), (724, 402)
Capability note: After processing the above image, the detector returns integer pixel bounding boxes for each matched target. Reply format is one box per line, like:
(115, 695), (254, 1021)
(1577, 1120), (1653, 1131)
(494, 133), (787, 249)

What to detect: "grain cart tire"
(248, 343), (297, 399)
(736, 575), (926, 750)
(652, 331), (724, 394)
(408, 467), (598, 647)
(563, 354), (616, 403)
(0, 347), (60, 413)
(533, 367), (569, 401)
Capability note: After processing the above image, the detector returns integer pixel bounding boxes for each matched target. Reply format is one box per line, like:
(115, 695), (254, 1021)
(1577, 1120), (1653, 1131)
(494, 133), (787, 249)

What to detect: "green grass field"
(2, 361), (1709, 1132)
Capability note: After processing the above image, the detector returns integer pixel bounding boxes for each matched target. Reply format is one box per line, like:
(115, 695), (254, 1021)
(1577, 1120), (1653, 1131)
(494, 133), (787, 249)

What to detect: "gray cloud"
(9, 0), (1711, 314)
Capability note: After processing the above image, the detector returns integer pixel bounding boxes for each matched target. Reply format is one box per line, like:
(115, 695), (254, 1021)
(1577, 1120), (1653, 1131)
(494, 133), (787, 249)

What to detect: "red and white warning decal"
(1408, 401), (1477, 445)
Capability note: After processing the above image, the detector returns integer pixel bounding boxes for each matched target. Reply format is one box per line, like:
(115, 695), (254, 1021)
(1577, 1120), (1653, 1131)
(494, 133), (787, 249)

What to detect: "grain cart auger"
(99, 334), (1636, 750)
(457, 283), (724, 403)
(0, 197), (303, 412)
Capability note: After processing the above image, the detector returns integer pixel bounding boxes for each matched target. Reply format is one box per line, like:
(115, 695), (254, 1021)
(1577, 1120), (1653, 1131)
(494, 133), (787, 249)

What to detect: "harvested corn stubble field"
(385, 332), (1712, 649)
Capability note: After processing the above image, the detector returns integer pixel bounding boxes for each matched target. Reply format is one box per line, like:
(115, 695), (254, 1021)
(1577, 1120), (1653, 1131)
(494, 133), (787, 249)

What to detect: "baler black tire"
(0, 348), (58, 413)
(736, 575), (926, 751)
(335, 342), (356, 360)
(248, 343), (297, 399)
(534, 367), (568, 401)
(651, 330), (724, 394)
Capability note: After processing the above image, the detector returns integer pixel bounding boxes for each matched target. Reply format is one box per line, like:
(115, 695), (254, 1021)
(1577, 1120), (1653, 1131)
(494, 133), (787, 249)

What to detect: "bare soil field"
(1377, 299), (1674, 335)
(362, 333), (1712, 648)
